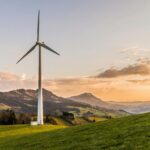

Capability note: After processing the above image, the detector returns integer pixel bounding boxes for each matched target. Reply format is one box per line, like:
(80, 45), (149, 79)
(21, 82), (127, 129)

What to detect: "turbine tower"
(16, 11), (60, 125)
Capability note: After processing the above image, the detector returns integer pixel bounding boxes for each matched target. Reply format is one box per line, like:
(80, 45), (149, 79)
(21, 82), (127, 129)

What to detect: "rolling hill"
(0, 113), (150, 149)
(0, 89), (94, 115)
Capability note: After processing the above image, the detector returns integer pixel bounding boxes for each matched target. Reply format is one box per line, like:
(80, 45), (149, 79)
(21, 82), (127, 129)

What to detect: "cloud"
(96, 63), (150, 78)
(121, 47), (150, 59)
(0, 72), (21, 81)
(45, 76), (150, 101)
(127, 79), (150, 85)
(95, 47), (150, 78)
(0, 69), (150, 101)
(0, 72), (36, 91)
(0, 72), (117, 99)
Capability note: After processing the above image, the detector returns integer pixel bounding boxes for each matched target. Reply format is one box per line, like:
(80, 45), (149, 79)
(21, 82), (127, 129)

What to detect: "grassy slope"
(0, 113), (150, 150)
(51, 117), (72, 126)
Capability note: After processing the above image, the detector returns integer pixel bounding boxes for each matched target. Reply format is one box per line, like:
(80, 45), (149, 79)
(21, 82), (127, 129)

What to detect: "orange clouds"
(0, 72), (21, 80)
(0, 66), (150, 102)
(97, 63), (150, 78)
(46, 76), (150, 101)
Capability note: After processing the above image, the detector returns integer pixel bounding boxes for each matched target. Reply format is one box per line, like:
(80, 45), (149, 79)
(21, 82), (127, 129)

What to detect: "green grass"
(51, 117), (72, 126)
(88, 116), (108, 122)
(73, 117), (89, 125)
(1, 113), (150, 150)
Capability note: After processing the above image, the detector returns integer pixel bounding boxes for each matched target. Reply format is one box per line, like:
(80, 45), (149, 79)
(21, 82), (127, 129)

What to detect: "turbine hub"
(36, 42), (41, 45)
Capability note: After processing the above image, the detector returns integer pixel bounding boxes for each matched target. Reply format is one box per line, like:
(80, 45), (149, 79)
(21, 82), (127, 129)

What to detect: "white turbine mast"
(16, 10), (60, 125)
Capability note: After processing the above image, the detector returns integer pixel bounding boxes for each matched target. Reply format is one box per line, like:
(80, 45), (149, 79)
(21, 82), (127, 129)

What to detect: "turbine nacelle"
(36, 42), (41, 45)
(16, 41), (60, 64)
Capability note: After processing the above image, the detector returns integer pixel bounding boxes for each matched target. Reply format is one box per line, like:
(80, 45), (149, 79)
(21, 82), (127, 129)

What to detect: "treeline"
(0, 109), (111, 125)
(0, 109), (31, 125)
(0, 109), (75, 125)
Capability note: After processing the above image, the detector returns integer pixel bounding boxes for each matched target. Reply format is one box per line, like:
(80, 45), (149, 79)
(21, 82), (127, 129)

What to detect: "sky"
(0, 0), (150, 101)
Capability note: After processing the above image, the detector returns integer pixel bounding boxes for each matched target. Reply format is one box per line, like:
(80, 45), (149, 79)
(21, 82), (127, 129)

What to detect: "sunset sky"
(0, 0), (150, 101)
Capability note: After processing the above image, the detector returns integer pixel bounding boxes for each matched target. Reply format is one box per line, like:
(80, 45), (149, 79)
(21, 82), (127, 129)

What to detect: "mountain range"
(0, 89), (129, 117)
(0, 88), (149, 116)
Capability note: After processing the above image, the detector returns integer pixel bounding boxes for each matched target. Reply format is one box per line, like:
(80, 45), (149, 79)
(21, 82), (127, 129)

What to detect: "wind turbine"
(16, 11), (60, 125)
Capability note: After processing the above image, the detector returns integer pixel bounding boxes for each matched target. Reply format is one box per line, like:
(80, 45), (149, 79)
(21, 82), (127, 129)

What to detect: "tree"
(0, 109), (16, 125)
(17, 113), (31, 124)
(62, 112), (74, 121)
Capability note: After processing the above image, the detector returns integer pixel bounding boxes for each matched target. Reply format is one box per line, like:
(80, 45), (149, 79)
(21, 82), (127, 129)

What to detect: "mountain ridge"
(0, 88), (129, 117)
(0, 88), (150, 114)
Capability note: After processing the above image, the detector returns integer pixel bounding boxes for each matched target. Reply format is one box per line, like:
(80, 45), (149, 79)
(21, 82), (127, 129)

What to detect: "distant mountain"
(69, 93), (108, 107)
(69, 93), (120, 110)
(109, 101), (150, 114)
(69, 92), (150, 114)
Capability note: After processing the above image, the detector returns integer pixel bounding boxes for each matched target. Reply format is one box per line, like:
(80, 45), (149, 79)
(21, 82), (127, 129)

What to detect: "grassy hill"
(0, 113), (150, 150)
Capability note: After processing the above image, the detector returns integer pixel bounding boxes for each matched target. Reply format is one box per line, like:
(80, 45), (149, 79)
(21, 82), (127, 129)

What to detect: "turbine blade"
(40, 43), (60, 55)
(37, 10), (40, 42)
(16, 44), (37, 64)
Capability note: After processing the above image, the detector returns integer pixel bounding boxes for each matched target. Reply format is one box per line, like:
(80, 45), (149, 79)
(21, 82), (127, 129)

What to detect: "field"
(0, 113), (150, 150)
